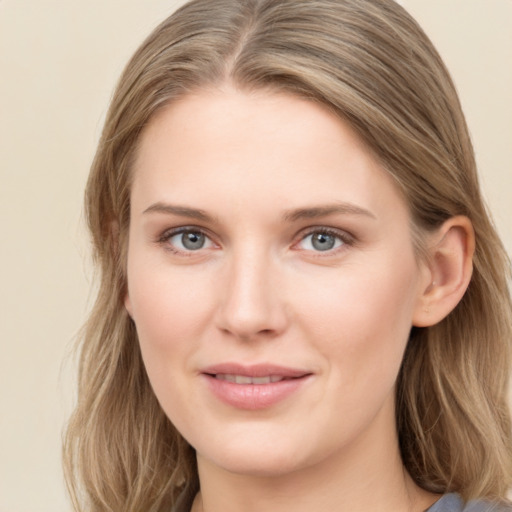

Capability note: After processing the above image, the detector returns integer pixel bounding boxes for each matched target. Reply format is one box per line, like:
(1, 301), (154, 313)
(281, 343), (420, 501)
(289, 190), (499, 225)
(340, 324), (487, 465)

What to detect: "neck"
(191, 405), (438, 512)
(192, 460), (434, 512)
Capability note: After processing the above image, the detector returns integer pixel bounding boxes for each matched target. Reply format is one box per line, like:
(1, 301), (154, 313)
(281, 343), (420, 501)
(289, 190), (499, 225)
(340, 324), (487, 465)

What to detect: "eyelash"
(295, 227), (354, 255)
(156, 226), (354, 256)
(157, 226), (217, 256)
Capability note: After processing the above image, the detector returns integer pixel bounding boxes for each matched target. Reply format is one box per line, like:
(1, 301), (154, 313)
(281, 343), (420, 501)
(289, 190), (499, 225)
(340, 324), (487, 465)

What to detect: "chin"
(195, 431), (326, 479)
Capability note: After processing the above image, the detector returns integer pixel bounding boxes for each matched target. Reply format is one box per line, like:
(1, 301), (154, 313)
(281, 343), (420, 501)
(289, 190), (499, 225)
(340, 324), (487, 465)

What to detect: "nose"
(215, 248), (289, 341)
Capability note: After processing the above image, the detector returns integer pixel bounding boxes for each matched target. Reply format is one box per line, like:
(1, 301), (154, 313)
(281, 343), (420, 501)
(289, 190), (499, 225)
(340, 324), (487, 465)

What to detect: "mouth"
(201, 363), (311, 381)
(212, 374), (293, 384)
(201, 363), (312, 410)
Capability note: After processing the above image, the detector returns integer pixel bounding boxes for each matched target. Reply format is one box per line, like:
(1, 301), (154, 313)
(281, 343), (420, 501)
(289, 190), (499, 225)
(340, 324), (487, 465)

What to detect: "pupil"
(182, 232), (204, 250)
(312, 233), (335, 251)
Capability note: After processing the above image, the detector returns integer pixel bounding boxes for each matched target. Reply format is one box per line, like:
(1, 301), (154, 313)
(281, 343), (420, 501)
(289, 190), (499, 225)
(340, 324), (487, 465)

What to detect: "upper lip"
(201, 363), (311, 379)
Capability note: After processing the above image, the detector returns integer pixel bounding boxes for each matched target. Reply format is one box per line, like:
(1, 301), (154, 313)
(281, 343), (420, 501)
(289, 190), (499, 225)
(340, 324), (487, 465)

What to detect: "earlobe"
(125, 294), (133, 318)
(111, 220), (133, 319)
(413, 216), (475, 327)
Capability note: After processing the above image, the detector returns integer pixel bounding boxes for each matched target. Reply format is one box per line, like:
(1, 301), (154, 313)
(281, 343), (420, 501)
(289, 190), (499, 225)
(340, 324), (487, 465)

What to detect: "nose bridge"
(216, 241), (286, 339)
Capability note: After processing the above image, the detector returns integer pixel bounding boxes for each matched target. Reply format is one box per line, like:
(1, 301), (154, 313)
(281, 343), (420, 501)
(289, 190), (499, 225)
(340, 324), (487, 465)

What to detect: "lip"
(200, 363), (313, 410)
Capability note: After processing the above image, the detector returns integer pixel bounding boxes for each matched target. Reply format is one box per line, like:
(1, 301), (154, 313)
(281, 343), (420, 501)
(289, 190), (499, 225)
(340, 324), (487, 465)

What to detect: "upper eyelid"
(156, 225), (216, 249)
(156, 226), (217, 256)
(296, 226), (355, 242)
(159, 225), (213, 240)
(291, 227), (356, 256)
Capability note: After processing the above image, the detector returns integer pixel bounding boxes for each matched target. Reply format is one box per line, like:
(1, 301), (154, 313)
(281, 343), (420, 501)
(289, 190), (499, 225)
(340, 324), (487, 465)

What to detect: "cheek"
(125, 255), (216, 394)
(294, 255), (419, 379)
(128, 257), (209, 334)
(126, 262), (213, 425)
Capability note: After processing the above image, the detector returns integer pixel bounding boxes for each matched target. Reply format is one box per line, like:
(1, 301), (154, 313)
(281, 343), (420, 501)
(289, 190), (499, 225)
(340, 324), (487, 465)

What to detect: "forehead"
(131, 87), (408, 226)
(134, 86), (373, 169)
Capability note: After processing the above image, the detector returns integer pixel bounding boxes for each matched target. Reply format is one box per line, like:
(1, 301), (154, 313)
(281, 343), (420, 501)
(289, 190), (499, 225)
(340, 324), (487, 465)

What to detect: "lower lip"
(203, 375), (310, 410)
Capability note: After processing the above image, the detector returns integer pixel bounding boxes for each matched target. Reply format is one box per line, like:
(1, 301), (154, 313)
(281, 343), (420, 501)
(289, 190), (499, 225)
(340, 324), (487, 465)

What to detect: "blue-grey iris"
(182, 231), (205, 250)
(312, 233), (336, 251)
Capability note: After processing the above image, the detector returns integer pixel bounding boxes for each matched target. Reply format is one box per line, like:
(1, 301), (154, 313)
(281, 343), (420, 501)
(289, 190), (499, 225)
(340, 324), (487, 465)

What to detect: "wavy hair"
(63, 0), (512, 510)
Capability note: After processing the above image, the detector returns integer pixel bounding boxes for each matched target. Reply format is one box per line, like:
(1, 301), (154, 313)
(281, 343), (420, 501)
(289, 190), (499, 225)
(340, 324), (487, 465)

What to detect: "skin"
(125, 87), (473, 512)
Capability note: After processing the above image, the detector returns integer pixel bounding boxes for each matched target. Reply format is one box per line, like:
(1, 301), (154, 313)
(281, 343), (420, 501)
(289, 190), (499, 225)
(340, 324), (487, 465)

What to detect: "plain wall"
(0, 1), (510, 510)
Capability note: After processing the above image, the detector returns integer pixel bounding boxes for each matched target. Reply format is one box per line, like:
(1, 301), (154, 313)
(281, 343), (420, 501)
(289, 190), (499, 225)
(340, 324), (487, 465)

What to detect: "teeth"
(215, 374), (285, 384)
(235, 375), (253, 384)
(252, 376), (271, 384)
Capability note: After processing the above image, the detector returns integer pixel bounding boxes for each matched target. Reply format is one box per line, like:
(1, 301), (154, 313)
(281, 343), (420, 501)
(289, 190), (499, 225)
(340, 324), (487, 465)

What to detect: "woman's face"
(125, 88), (431, 477)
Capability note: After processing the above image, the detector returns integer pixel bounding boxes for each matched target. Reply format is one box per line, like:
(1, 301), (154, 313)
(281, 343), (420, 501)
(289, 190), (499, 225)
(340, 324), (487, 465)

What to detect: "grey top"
(174, 492), (512, 512)
(428, 494), (512, 512)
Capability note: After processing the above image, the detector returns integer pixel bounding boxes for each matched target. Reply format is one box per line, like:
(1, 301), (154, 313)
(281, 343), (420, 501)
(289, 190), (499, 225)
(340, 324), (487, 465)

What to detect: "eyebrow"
(282, 203), (376, 222)
(143, 202), (216, 223)
(142, 201), (376, 224)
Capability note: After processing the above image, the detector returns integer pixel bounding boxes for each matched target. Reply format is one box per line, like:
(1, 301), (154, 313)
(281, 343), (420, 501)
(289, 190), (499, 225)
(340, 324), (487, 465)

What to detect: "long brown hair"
(64, 1), (512, 510)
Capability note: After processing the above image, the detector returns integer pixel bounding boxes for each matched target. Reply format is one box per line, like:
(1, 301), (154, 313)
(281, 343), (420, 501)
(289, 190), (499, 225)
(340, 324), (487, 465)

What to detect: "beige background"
(0, 1), (511, 511)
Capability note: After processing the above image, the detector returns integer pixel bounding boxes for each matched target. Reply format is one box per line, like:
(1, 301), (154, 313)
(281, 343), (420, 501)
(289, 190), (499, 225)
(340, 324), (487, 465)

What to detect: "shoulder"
(428, 494), (512, 512)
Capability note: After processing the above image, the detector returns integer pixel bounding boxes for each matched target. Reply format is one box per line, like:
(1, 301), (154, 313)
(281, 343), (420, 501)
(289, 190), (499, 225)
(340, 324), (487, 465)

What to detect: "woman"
(63, 1), (512, 511)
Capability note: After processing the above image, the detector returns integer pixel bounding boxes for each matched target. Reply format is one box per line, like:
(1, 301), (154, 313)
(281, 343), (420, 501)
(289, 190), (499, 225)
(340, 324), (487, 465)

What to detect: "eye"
(297, 230), (347, 252)
(162, 228), (215, 252)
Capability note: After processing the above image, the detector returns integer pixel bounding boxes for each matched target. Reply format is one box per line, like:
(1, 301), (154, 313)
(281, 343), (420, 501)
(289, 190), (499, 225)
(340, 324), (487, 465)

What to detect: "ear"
(124, 292), (133, 318)
(413, 216), (475, 327)
(111, 220), (133, 319)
